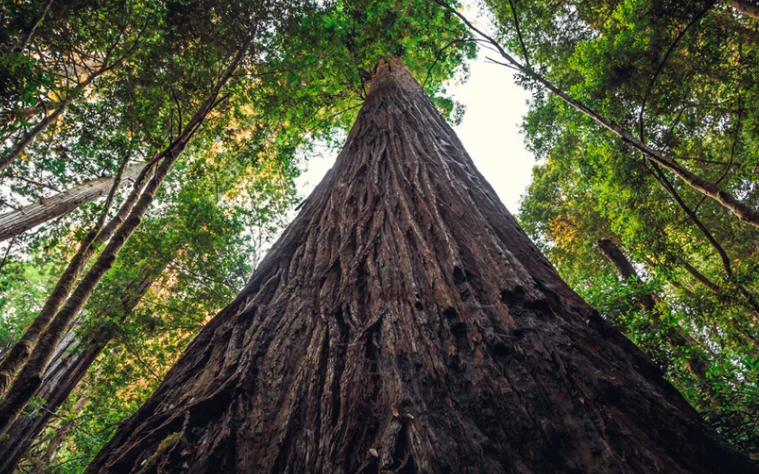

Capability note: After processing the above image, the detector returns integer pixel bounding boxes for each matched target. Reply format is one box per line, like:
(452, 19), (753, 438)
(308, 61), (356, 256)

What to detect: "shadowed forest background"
(0, 0), (758, 472)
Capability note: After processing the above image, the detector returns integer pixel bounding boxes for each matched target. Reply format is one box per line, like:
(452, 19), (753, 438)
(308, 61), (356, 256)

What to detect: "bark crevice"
(84, 59), (756, 474)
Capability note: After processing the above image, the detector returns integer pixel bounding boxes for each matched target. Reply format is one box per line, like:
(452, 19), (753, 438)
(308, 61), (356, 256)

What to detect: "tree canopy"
(1, 0), (759, 470)
(481, 0), (759, 456)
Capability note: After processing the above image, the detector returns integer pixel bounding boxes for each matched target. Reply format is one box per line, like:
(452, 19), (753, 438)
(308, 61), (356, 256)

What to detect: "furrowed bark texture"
(85, 60), (756, 474)
(0, 161), (147, 242)
(0, 268), (160, 474)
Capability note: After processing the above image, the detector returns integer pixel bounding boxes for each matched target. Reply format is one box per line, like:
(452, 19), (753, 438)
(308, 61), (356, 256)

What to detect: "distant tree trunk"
(0, 162), (147, 242)
(0, 65), (108, 176)
(28, 384), (91, 474)
(0, 322), (92, 474)
(597, 238), (709, 381)
(0, 34), (253, 437)
(0, 158), (150, 397)
(0, 268), (161, 474)
(83, 59), (755, 474)
(731, 0), (759, 19)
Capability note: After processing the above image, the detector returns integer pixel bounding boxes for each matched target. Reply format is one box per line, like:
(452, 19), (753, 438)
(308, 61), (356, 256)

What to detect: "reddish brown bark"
(83, 60), (755, 474)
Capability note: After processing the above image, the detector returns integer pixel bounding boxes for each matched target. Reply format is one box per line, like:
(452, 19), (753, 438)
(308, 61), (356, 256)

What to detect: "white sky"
(294, 53), (535, 216)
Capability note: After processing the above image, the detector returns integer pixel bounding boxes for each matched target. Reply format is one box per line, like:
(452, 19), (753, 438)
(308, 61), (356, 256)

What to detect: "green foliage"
(502, 0), (759, 455)
(0, 0), (474, 471)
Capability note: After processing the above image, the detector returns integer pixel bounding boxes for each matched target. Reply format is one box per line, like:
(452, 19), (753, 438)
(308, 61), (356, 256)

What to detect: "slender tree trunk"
(0, 322), (91, 473)
(11, 0), (55, 54)
(0, 36), (251, 436)
(0, 159), (150, 397)
(28, 385), (91, 474)
(0, 162), (147, 242)
(0, 65), (105, 175)
(0, 268), (161, 474)
(731, 0), (759, 19)
(597, 239), (710, 381)
(83, 59), (755, 474)
(443, 2), (759, 229)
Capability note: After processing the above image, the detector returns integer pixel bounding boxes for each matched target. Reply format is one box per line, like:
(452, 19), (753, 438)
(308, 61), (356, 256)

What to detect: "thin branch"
(423, 37), (470, 90)
(0, 237), (16, 273)
(508, 0), (531, 69)
(4, 173), (61, 193)
(638, 1), (716, 142)
(647, 161), (732, 275)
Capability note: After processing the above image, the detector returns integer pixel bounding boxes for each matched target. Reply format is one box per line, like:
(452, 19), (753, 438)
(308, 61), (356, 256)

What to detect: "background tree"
(461, 0), (759, 456)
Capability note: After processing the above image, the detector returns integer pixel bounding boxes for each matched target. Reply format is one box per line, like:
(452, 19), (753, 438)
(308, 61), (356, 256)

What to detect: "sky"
(293, 53), (536, 217)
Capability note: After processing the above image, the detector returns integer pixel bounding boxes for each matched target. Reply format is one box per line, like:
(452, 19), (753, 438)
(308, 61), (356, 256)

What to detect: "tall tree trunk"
(0, 35), (252, 436)
(0, 65), (107, 176)
(0, 267), (161, 474)
(731, 0), (759, 19)
(83, 59), (755, 474)
(0, 161), (147, 242)
(0, 158), (150, 397)
(597, 238), (709, 381)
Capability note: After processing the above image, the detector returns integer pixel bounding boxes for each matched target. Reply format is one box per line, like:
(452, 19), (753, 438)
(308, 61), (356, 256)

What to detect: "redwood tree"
(84, 60), (756, 474)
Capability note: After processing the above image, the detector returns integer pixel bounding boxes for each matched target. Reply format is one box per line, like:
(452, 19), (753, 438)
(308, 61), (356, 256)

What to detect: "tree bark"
(0, 158), (150, 397)
(0, 34), (252, 437)
(0, 268), (161, 474)
(28, 384), (91, 474)
(731, 0), (759, 19)
(83, 59), (755, 474)
(0, 161), (147, 242)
